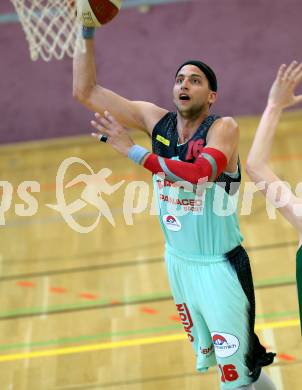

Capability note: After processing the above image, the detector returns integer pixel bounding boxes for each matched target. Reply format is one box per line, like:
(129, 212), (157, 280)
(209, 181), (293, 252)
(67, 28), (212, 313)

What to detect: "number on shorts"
(219, 364), (239, 382)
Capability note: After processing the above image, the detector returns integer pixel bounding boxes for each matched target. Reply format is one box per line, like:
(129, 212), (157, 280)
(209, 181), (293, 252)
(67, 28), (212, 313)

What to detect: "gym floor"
(0, 111), (301, 389)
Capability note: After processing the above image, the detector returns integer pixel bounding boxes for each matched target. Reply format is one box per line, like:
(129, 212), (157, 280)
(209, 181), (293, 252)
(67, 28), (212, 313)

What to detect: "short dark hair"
(175, 60), (217, 92)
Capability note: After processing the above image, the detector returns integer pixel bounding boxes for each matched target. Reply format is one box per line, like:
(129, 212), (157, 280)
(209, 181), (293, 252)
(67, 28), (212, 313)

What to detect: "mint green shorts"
(165, 244), (274, 389)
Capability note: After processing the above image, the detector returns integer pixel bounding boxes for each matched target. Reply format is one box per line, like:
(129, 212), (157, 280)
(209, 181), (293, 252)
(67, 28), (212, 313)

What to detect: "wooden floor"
(0, 110), (301, 389)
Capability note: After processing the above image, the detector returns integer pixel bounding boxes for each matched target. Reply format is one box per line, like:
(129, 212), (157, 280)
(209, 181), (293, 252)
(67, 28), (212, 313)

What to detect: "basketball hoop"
(10, 0), (84, 61)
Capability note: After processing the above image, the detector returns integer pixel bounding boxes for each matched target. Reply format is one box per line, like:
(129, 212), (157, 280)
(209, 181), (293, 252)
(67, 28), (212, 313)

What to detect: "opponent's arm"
(91, 114), (238, 185)
(73, 33), (167, 134)
(246, 61), (302, 231)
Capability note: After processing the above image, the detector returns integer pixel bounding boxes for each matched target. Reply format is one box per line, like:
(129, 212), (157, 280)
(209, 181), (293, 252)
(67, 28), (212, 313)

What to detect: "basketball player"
(73, 24), (276, 389)
(246, 61), (302, 331)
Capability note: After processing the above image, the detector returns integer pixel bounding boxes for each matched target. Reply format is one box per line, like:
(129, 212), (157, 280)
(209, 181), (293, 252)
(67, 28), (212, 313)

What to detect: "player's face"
(173, 65), (217, 119)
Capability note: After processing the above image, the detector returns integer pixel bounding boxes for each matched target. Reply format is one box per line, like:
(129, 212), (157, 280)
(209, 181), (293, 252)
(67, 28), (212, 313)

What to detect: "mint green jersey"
(151, 112), (243, 256)
(153, 171), (243, 256)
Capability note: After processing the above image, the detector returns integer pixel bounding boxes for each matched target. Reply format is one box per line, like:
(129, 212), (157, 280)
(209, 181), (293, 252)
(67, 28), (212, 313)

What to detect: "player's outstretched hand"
(91, 111), (134, 156)
(268, 61), (302, 109)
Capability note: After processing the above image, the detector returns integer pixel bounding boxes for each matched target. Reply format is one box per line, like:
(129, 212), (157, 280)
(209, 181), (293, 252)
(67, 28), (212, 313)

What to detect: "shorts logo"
(163, 214), (181, 231)
(211, 332), (240, 358)
(176, 303), (194, 342)
(200, 344), (214, 356)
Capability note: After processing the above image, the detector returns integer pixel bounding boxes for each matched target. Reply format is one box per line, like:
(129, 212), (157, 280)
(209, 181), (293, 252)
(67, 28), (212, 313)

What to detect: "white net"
(10, 0), (83, 61)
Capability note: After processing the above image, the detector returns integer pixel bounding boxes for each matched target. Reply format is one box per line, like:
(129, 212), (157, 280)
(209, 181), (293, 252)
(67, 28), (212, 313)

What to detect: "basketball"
(77, 0), (122, 27)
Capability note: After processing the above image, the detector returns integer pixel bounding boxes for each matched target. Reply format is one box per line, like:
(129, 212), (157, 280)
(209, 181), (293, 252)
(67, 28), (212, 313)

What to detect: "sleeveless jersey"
(152, 112), (243, 256)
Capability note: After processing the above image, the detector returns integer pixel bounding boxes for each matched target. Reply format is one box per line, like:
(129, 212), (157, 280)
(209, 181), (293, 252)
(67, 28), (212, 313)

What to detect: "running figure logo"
(47, 157), (125, 233)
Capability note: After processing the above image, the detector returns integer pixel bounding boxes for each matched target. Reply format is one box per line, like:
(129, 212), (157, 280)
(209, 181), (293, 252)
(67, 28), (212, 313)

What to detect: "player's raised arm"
(73, 2), (167, 134)
(246, 61), (302, 231)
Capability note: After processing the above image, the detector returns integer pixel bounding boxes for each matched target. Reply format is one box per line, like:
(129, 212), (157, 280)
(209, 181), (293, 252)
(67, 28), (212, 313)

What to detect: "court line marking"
(0, 239), (298, 267)
(0, 276), (297, 320)
(0, 268), (297, 320)
(0, 309), (298, 352)
(0, 324), (182, 352)
(0, 319), (299, 363)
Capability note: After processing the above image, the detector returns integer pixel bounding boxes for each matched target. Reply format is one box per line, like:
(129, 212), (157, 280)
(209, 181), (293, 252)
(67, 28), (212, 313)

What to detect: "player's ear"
(208, 91), (217, 106)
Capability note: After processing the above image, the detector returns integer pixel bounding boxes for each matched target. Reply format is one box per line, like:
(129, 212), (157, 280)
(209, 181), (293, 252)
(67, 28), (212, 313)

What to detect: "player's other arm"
(91, 113), (238, 184)
(246, 61), (302, 232)
(140, 117), (238, 184)
(73, 37), (167, 134)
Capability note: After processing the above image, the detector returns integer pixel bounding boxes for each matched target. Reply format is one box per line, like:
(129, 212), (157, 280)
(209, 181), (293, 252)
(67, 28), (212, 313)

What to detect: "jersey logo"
(162, 214), (181, 231)
(211, 332), (240, 358)
(186, 139), (205, 160)
(156, 134), (170, 146)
